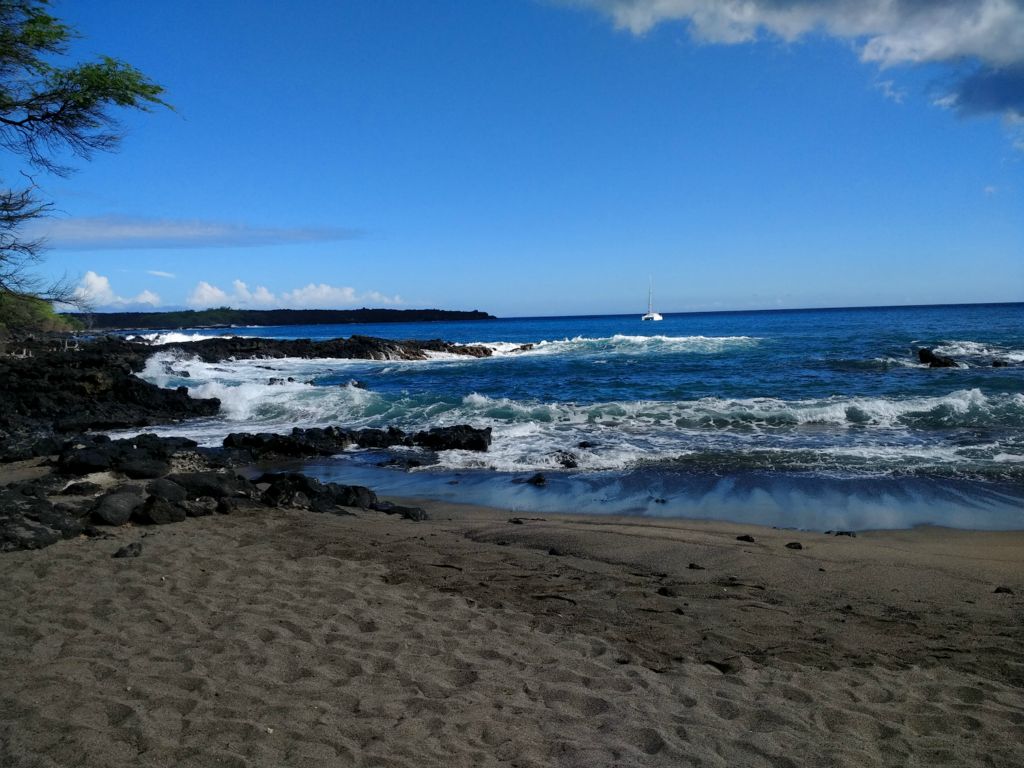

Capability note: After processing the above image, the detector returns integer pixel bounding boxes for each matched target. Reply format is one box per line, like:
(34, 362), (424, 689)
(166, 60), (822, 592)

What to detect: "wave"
(125, 352), (1024, 481)
(931, 340), (1024, 363)
(462, 334), (761, 358)
(127, 332), (235, 345)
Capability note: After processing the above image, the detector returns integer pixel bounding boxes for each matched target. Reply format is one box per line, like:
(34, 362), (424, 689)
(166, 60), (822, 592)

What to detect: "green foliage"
(0, 0), (166, 172)
(0, 0), (166, 327)
(0, 289), (79, 334)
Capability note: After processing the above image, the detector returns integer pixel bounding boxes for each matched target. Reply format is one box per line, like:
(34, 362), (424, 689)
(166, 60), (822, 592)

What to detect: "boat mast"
(648, 277), (653, 314)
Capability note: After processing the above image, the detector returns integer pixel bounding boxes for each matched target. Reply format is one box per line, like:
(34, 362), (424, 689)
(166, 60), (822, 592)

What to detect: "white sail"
(641, 277), (663, 321)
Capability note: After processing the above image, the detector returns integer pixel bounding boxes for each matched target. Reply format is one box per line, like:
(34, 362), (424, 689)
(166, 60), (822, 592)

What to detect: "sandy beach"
(2, 499), (1021, 767)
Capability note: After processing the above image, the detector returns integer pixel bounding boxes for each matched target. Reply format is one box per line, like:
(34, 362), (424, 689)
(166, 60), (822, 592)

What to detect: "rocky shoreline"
(0, 334), (499, 553)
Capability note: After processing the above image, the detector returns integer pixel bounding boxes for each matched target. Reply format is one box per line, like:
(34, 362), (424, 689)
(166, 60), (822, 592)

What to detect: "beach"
(2, 499), (1021, 767)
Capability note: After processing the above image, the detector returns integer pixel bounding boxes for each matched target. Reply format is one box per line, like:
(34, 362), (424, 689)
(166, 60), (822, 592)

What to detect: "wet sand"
(1, 500), (1022, 767)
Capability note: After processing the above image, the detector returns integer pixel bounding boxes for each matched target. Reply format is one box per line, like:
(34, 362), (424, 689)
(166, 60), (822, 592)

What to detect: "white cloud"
(30, 215), (361, 250)
(230, 280), (277, 306)
(572, 1), (1024, 67)
(187, 281), (228, 307)
(279, 283), (358, 307)
(72, 271), (161, 308)
(134, 289), (162, 305)
(147, 270), (176, 279)
(984, 185), (998, 195)
(569, 0), (1024, 130)
(186, 279), (402, 309)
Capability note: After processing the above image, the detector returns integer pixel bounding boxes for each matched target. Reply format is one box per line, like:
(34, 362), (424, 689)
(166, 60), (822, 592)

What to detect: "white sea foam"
(127, 332), (236, 345)
(932, 340), (1024, 363)
(462, 334), (761, 357)
(125, 349), (1024, 480)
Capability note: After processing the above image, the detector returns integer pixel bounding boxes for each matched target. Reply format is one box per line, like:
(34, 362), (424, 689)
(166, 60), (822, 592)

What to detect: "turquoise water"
(128, 303), (1024, 530)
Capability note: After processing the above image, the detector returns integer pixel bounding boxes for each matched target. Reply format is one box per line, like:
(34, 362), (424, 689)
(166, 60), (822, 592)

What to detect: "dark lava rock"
(217, 497), (241, 515)
(993, 586), (1014, 595)
(0, 433), (64, 463)
(0, 486), (85, 551)
(736, 534), (756, 543)
(552, 451), (578, 469)
(352, 427), (411, 449)
(58, 434), (197, 478)
(0, 339), (219, 438)
(146, 478), (188, 504)
(785, 542), (804, 550)
(112, 541), (143, 558)
(167, 471), (254, 500)
(577, 441), (594, 449)
(156, 334), (493, 364)
(526, 473), (546, 487)
(411, 425), (492, 452)
(92, 488), (145, 526)
(373, 500), (430, 521)
(224, 424), (491, 460)
(135, 496), (187, 525)
(257, 472), (377, 512)
(61, 481), (103, 496)
(992, 360), (1010, 367)
(224, 427), (354, 459)
(548, 547), (565, 557)
(917, 348), (959, 368)
(687, 563), (705, 570)
(656, 586), (676, 597)
(181, 497), (218, 517)
(119, 457), (172, 479)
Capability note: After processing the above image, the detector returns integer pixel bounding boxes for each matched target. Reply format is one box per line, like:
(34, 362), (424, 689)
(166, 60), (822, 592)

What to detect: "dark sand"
(1, 499), (1022, 767)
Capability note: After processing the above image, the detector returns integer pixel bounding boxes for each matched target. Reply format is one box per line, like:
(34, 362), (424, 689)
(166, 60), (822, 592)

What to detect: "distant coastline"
(63, 307), (497, 331)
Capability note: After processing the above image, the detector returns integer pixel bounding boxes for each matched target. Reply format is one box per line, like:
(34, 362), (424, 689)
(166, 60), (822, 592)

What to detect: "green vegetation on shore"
(0, 292), (80, 334)
(64, 307), (496, 331)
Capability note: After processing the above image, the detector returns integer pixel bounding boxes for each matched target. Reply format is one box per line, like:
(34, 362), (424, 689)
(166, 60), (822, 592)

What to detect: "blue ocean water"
(126, 303), (1024, 530)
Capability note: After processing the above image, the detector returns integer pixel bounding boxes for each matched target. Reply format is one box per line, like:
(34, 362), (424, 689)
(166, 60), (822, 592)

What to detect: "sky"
(21, 0), (1024, 316)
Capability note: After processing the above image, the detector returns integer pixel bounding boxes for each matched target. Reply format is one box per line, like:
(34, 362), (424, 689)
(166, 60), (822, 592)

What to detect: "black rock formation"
(917, 348), (959, 368)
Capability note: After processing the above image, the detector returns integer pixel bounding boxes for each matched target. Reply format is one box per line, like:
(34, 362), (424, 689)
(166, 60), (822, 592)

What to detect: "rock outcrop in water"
(0, 334), (494, 461)
(0, 334), (494, 551)
(223, 424), (492, 460)
(917, 348), (959, 368)
(0, 339), (220, 460)
(150, 334), (493, 362)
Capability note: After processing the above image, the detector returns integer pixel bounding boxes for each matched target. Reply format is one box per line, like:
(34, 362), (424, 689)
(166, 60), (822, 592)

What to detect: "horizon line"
(67, 299), (1023, 319)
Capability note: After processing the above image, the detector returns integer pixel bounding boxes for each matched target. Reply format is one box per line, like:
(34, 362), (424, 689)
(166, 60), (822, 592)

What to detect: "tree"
(1, 0), (164, 313)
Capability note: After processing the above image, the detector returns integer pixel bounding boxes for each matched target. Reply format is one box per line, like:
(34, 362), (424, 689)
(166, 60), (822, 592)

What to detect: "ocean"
(122, 303), (1024, 531)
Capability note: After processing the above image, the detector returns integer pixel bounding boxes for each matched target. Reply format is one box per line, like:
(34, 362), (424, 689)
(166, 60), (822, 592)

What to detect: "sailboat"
(641, 278), (663, 321)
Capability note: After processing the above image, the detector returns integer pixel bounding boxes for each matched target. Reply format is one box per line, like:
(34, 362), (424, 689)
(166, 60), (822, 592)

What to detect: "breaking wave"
(467, 334), (761, 357)
(127, 332), (235, 345)
(129, 351), (1024, 480)
(931, 340), (1024, 364)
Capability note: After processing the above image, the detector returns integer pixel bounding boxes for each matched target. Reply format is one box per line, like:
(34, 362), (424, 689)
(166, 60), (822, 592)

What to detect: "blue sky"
(28, 0), (1024, 316)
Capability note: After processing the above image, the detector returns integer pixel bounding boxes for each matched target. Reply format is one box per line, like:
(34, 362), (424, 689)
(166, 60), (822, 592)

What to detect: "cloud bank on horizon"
(186, 279), (403, 309)
(69, 273), (402, 311)
(570, 0), (1024, 130)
